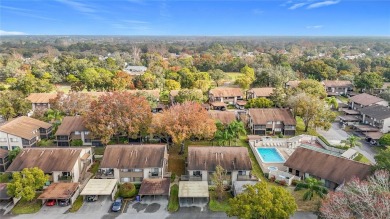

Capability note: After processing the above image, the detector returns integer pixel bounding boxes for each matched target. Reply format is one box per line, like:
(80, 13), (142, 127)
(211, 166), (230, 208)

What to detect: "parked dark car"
(58, 199), (70, 206)
(111, 197), (123, 212)
(86, 195), (98, 202)
(46, 199), (56, 206)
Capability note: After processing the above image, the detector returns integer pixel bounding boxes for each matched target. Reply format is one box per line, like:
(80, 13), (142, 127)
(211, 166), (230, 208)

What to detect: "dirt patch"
(144, 203), (160, 213)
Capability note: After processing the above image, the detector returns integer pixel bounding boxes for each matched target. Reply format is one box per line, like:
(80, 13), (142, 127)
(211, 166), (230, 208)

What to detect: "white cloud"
(307, 0), (340, 9)
(56, 0), (95, 13)
(306, 25), (324, 29)
(289, 3), (307, 10)
(0, 30), (26, 35)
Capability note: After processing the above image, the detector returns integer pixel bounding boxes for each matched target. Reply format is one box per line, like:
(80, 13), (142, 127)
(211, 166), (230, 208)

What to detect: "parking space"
(40, 204), (69, 214)
(125, 197), (168, 215)
(77, 196), (112, 215)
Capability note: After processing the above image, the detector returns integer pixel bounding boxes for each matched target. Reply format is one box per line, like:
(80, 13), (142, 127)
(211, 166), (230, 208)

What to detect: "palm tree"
(227, 121), (247, 146)
(343, 135), (362, 148)
(294, 177), (328, 201)
(325, 96), (339, 109)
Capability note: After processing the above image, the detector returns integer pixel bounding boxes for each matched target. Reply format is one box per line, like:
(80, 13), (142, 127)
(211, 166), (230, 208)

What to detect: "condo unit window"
(84, 131), (90, 135)
(75, 131), (81, 135)
(10, 138), (18, 142)
(276, 121), (281, 124)
(131, 169), (142, 172)
(193, 171), (201, 176)
(0, 138), (6, 142)
(238, 171), (246, 175)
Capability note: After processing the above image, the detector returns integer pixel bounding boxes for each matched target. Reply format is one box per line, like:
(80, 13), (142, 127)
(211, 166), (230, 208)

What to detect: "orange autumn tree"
(151, 102), (216, 153)
(84, 92), (152, 145)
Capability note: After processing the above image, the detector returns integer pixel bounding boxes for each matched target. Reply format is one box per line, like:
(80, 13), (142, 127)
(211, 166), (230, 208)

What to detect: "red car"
(46, 199), (56, 206)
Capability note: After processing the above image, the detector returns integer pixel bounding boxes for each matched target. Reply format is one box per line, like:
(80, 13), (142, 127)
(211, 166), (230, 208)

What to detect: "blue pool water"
(256, 148), (285, 163)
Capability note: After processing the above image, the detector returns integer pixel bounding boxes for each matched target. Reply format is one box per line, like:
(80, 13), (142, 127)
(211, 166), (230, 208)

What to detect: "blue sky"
(0, 0), (389, 36)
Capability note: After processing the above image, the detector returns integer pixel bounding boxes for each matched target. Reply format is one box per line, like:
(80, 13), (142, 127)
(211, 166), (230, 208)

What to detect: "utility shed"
(178, 181), (209, 207)
(80, 179), (118, 201)
(38, 183), (80, 205)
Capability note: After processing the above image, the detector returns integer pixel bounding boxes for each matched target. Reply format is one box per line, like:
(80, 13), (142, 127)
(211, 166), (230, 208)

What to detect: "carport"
(178, 181), (209, 207)
(80, 179), (118, 201)
(38, 183), (80, 205)
(138, 178), (170, 200)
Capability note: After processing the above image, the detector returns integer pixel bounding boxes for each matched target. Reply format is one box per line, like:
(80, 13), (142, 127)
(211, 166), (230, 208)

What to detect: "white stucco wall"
(0, 132), (23, 150)
(382, 118), (390, 133)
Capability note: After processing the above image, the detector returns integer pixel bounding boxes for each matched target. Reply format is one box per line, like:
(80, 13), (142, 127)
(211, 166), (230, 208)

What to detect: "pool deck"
(250, 142), (292, 173)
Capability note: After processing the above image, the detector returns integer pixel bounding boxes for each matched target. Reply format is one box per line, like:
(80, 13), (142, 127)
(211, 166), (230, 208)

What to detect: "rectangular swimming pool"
(256, 148), (285, 163)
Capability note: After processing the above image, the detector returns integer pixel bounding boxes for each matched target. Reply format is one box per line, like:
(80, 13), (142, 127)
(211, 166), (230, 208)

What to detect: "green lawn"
(337, 95), (349, 104)
(295, 117), (319, 136)
(353, 153), (371, 164)
(226, 72), (242, 82)
(167, 184), (179, 212)
(209, 191), (232, 212)
(89, 160), (101, 176)
(94, 147), (105, 155)
(11, 195), (42, 215)
(53, 84), (72, 93)
(289, 189), (321, 212)
(69, 196), (84, 213)
(37, 139), (55, 147)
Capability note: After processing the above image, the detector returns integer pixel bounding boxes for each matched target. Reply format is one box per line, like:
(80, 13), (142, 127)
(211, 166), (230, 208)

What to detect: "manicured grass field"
(289, 188), (321, 212)
(295, 117), (319, 136)
(69, 196), (84, 213)
(11, 194), (42, 215)
(167, 184), (179, 212)
(353, 153), (371, 164)
(209, 191), (232, 212)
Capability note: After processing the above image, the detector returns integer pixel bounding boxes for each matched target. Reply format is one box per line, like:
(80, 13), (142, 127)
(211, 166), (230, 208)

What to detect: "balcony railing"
(148, 173), (161, 178)
(180, 175), (203, 181)
(237, 175), (258, 181)
(58, 175), (72, 182)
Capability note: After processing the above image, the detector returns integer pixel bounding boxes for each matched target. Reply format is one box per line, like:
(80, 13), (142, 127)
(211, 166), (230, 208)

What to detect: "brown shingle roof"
(322, 80), (353, 87)
(38, 183), (79, 200)
(0, 116), (52, 140)
(187, 146), (252, 171)
(27, 93), (57, 103)
(209, 88), (243, 97)
(284, 147), (372, 185)
(100, 145), (166, 169)
(208, 111), (236, 124)
(55, 116), (86, 136)
(210, 102), (227, 107)
(248, 108), (296, 125)
(286, 80), (301, 88)
(349, 93), (385, 106)
(138, 178), (170, 196)
(7, 148), (82, 172)
(247, 87), (274, 97)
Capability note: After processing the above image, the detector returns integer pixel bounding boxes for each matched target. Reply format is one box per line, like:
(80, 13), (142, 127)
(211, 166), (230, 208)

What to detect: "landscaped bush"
(269, 176), (276, 182)
(37, 139), (54, 147)
(279, 180), (287, 186)
(291, 179), (299, 186)
(170, 173), (176, 183)
(69, 196), (83, 213)
(71, 139), (83, 146)
(119, 182), (137, 198)
(168, 184), (179, 212)
(318, 135), (349, 150)
(264, 173), (269, 179)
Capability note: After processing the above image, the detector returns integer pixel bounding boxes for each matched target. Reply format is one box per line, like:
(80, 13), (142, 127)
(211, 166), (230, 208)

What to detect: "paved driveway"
(317, 123), (376, 163)
(317, 123), (349, 144)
